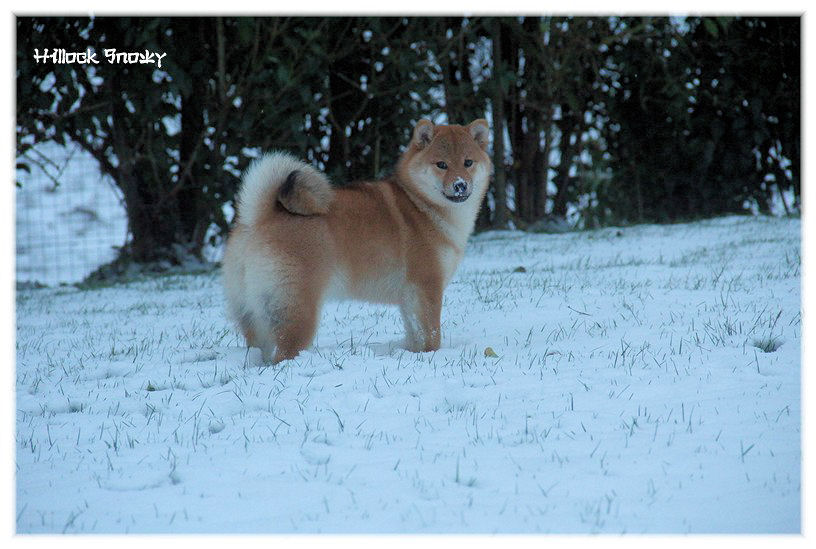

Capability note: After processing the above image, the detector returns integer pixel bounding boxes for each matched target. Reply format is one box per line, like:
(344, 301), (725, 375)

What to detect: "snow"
(16, 142), (128, 286)
(15, 215), (800, 533)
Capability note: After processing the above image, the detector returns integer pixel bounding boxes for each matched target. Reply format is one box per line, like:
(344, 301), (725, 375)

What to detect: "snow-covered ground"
(15, 142), (128, 286)
(15, 215), (800, 533)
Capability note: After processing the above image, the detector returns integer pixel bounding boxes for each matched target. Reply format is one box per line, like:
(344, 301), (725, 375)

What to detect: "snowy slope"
(15, 142), (128, 286)
(15, 215), (800, 533)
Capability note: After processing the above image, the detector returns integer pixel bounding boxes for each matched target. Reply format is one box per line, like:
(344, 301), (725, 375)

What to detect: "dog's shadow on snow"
(219, 336), (451, 372)
(316, 337), (407, 359)
(366, 339), (408, 357)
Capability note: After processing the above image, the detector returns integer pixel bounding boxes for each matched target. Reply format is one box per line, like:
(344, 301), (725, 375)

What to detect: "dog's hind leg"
(251, 265), (325, 364)
(238, 312), (259, 349)
(271, 271), (326, 363)
(271, 298), (321, 364)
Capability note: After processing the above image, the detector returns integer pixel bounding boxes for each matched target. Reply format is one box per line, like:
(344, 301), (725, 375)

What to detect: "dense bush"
(16, 16), (800, 265)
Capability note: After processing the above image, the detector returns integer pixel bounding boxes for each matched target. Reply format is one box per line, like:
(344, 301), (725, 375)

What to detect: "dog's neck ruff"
(396, 178), (475, 252)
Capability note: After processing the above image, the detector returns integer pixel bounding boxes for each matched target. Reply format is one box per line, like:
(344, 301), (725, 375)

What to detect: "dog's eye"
(464, 159), (473, 167)
(436, 161), (448, 170)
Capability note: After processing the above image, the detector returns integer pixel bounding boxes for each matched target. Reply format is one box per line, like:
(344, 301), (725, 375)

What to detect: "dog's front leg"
(400, 284), (442, 353)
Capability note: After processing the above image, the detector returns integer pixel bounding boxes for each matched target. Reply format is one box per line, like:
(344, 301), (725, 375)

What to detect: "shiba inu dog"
(222, 118), (492, 364)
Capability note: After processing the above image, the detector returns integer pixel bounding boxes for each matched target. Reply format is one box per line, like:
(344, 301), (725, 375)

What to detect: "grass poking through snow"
(16, 215), (800, 533)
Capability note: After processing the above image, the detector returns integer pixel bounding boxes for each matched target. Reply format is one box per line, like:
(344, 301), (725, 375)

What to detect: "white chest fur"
(438, 245), (464, 288)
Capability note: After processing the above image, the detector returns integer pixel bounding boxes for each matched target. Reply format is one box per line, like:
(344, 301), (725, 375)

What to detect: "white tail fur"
(234, 151), (332, 226)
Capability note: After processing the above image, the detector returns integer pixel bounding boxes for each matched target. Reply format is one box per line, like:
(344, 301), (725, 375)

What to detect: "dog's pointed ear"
(468, 119), (490, 150)
(412, 119), (435, 149)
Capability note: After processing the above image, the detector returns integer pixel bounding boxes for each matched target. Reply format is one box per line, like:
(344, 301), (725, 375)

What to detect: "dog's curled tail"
(234, 151), (334, 226)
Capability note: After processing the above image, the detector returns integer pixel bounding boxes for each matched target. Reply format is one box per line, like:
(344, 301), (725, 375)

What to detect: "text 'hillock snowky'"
(33, 48), (167, 68)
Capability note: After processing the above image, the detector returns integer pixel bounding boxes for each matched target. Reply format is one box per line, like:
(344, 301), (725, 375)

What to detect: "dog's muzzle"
(445, 179), (471, 202)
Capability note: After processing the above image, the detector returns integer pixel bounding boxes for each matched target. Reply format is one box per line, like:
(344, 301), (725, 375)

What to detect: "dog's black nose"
(454, 181), (467, 195)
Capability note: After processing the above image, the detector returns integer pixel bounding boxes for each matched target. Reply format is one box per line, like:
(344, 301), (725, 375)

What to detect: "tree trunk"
(177, 25), (207, 257)
(120, 175), (181, 263)
(552, 113), (577, 219)
(107, 70), (181, 264)
(536, 111), (553, 218)
(490, 19), (508, 228)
